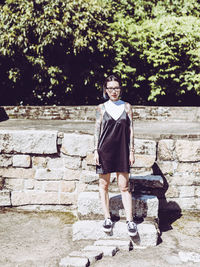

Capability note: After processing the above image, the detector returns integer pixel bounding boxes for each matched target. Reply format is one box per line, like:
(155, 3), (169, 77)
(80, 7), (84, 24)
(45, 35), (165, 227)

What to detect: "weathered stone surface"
(11, 191), (59, 206)
(178, 186), (195, 198)
(85, 152), (95, 166)
(156, 161), (176, 175)
(94, 240), (132, 251)
(175, 140), (200, 162)
(0, 130), (58, 154)
(61, 133), (93, 157)
(77, 192), (158, 219)
(63, 155), (81, 170)
(130, 175), (164, 189)
(165, 186), (179, 198)
(32, 156), (48, 168)
(47, 158), (64, 169)
(134, 139), (156, 155)
(63, 169), (81, 181)
(73, 220), (158, 247)
(0, 154), (12, 167)
(0, 190), (11, 206)
(24, 179), (34, 190)
(60, 192), (77, 205)
(176, 163), (200, 174)
(179, 251), (200, 263)
(59, 256), (89, 267)
(133, 154), (156, 168)
(4, 178), (24, 191)
(81, 170), (98, 184)
(13, 155), (31, 168)
(169, 174), (200, 186)
(60, 181), (76, 192)
(69, 250), (103, 265)
(83, 245), (118, 257)
(160, 197), (196, 210)
(158, 140), (174, 161)
(0, 168), (35, 179)
(34, 168), (64, 180)
(43, 181), (60, 192)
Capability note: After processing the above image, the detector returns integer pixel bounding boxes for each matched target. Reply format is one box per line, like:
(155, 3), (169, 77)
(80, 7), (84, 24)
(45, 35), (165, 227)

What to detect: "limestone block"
(81, 159), (96, 171)
(159, 197), (196, 210)
(0, 190), (11, 206)
(32, 156), (48, 168)
(134, 139), (156, 155)
(156, 161), (175, 175)
(60, 181), (76, 192)
(59, 256), (89, 267)
(60, 192), (77, 205)
(63, 155), (81, 170)
(176, 163), (200, 174)
(94, 240), (132, 251)
(169, 174), (200, 186)
(24, 179), (34, 190)
(63, 169), (81, 181)
(5, 178), (24, 191)
(11, 191), (59, 206)
(175, 140), (200, 162)
(130, 175), (164, 189)
(69, 250), (103, 265)
(34, 181), (44, 191)
(0, 130), (58, 154)
(0, 168), (35, 179)
(73, 220), (158, 247)
(83, 245), (117, 257)
(195, 187), (200, 197)
(165, 186), (179, 198)
(178, 186), (195, 198)
(133, 154), (156, 168)
(85, 152), (95, 166)
(179, 251), (200, 263)
(43, 181), (60, 192)
(13, 155), (31, 168)
(77, 192), (158, 220)
(34, 168), (64, 180)
(47, 158), (64, 169)
(158, 140), (174, 161)
(81, 170), (98, 184)
(0, 154), (12, 167)
(61, 133), (93, 157)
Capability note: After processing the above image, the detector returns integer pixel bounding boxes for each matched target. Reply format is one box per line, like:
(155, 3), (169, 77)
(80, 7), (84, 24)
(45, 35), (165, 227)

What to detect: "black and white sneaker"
(103, 218), (113, 233)
(126, 221), (138, 236)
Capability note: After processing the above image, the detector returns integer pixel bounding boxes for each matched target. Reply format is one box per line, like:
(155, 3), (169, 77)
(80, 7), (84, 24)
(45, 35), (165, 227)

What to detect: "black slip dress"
(96, 106), (130, 174)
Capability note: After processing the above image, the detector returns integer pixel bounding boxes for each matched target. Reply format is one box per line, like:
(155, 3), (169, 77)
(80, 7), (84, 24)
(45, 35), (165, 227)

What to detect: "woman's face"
(105, 81), (121, 101)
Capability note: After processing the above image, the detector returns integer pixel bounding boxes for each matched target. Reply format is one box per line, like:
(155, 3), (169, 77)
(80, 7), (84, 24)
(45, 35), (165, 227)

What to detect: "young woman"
(94, 74), (137, 236)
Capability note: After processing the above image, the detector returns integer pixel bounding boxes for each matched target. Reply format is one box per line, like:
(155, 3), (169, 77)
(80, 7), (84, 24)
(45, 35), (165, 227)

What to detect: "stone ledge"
(77, 192), (158, 220)
(130, 175), (164, 189)
(72, 220), (158, 247)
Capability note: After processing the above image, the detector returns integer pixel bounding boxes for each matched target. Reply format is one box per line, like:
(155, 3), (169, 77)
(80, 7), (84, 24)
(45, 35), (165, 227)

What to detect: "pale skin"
(94, 80), (135, 221)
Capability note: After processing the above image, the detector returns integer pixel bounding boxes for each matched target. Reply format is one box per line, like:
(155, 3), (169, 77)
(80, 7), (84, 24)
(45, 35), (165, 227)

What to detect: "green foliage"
(0, 0), (112, 104)
(0, 0), (200, 105)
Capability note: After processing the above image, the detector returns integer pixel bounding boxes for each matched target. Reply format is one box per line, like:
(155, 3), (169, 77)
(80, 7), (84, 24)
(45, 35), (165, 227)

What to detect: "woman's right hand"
(94, 150), (100, 166)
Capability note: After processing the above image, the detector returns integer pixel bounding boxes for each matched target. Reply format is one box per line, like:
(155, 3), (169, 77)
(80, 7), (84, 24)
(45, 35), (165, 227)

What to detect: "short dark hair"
(103, 74), (122, 100)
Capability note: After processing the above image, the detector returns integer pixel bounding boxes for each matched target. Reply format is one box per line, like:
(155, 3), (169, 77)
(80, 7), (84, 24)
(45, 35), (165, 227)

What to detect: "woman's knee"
(117, 173), (129, 192)
(99, 174), (110, 191)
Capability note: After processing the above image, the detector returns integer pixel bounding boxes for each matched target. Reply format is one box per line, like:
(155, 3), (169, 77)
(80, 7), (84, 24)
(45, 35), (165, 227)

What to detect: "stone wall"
(0, 129), (199, 212)
(3, 106), (200, 121)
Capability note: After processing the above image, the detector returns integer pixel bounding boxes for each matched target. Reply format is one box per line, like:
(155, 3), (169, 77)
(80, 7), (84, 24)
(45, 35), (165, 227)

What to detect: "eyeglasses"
(106, 87), (121, 92)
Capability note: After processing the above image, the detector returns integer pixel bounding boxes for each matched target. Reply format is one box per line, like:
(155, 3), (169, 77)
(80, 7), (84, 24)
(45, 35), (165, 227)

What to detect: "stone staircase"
(59, 174), (163, 266)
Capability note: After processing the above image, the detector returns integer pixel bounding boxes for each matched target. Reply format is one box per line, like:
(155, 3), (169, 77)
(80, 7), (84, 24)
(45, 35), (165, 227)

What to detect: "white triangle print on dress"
(104, 100), (125, 120)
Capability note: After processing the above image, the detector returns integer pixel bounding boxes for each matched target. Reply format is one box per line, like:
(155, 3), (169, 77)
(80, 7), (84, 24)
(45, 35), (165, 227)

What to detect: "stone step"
(77, 192), (158, 220)
(130, 175), (164, 190)
(73, 220), (158, 248)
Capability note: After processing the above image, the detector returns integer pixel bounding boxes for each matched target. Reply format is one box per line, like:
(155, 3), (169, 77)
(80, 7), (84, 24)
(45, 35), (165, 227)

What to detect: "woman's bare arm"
(94, 104), (102, 151)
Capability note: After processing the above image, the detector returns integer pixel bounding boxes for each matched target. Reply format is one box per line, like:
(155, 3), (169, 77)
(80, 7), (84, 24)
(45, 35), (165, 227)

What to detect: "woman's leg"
(99, 173), (111, 219)
(117, 172), (133, 221)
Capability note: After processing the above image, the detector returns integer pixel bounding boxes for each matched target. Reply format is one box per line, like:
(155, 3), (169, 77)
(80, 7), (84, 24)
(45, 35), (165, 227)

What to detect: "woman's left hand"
(129, 152), (135, 167)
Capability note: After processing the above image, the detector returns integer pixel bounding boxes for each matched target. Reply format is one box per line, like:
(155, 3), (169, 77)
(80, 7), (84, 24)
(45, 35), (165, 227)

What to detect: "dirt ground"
(0, 208), (200, 267)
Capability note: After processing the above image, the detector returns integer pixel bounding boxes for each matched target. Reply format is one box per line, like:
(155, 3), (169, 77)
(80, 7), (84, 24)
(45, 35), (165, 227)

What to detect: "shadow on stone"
(152, 162), (182, 244)
(0, 107), (9, 122)
(130, 232), (141, 246)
